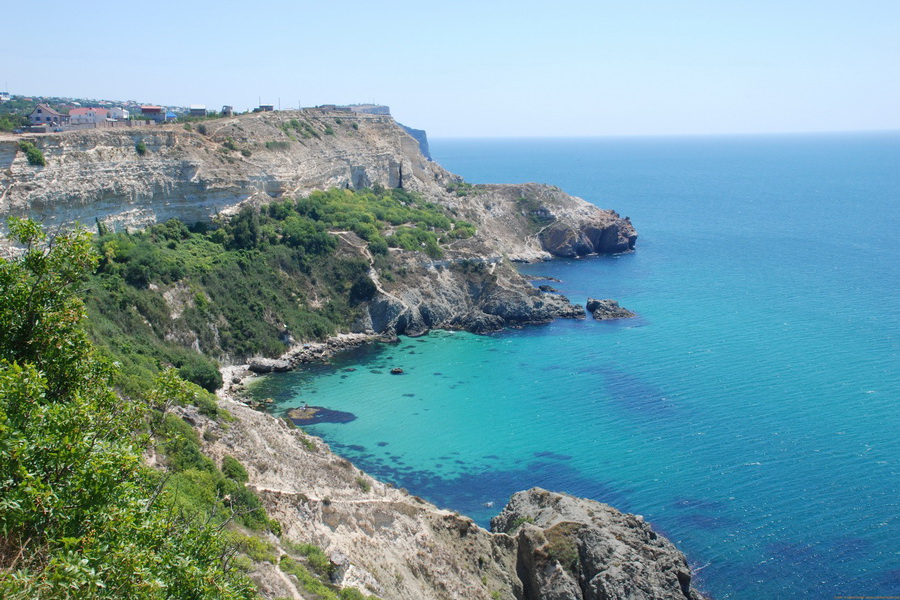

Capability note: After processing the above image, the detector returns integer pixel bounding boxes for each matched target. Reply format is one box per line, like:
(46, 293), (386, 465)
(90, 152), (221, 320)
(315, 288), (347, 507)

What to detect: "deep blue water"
(252, 132), (900, 599)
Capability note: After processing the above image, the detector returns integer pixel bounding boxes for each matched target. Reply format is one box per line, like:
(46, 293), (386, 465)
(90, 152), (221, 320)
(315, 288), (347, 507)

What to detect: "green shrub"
(544, 522), (581, 574)
(18, 140), (46, 166)
(222, 455), (249, 483)
(197, 123), (208, 135)
(178, 356), (223, 392)
(228, 531), (278, 564)
(284, 541), (334, 576)
(135, 140), (147, 156)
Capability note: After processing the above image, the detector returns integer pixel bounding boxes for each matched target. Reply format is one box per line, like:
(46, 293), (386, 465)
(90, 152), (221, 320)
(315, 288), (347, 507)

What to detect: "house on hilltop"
(189, 104), (207, 117)
(69, 107), (110, 125)
(140, 105), (165, 122)
(28, 104), (68, 125)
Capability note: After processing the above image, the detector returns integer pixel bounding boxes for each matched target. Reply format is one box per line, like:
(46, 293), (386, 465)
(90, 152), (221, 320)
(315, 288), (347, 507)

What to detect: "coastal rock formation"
(0, 112), (635, 262)
(361, 256), (586, 336)
(194, 394), (706, 600)
(492, 489), (707, 600)
(247, 357), (292, 373)
(586, 298), (636, 320)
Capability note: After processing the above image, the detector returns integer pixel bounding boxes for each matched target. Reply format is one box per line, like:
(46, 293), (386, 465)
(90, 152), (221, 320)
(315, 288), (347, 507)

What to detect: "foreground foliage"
(0, 219), (257, 599)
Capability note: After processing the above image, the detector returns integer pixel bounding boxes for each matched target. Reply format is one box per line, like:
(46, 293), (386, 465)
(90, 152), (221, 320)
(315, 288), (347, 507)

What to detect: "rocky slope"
(192, 392), (707, 600)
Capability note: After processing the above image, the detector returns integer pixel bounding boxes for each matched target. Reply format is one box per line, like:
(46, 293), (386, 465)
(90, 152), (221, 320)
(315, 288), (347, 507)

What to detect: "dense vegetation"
(0, 219), (257, 598)
(0, 113), (27, 132)
(85, 187), (474, 397)
(0, 218), (389, 599)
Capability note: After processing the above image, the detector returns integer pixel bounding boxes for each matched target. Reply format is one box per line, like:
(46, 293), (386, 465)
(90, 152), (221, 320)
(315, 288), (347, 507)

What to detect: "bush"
(197, 123), (208, 135)
(222, 455), (249, 483)
(18, 140), (46, 166)
(135, 140), (147, 156)
(349, 276), (377, 304)
(177, 356), (223, 392)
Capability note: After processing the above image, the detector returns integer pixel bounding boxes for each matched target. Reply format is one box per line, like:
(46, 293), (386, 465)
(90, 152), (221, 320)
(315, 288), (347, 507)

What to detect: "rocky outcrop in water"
(360, 255), (585, 336)
(586, 298), (636, 320)
(492, 489), (708, 600)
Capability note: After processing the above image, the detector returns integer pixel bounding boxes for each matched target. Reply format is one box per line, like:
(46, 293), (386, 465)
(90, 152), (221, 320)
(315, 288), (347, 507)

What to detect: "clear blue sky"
(4, 0), (898, 137)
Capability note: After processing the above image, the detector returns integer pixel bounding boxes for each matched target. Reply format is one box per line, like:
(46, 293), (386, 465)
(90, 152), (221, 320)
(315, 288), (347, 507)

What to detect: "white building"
(108, 107), (129, 120)
(69, 107), (110, 125)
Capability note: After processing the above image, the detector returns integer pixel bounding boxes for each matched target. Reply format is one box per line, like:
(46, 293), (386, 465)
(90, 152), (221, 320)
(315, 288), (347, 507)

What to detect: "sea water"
(251, 132), (900, 599)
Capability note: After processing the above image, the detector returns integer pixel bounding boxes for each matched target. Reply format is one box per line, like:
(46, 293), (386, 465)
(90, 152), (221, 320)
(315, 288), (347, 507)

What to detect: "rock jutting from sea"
(586, 297), (637, 320)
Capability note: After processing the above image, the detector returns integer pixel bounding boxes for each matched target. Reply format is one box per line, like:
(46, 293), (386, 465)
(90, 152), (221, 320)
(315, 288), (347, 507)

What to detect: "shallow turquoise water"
(251, 133), (900, 599)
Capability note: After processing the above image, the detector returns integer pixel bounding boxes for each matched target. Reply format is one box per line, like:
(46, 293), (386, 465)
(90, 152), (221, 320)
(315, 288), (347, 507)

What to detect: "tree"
(0, 219), (256, 599)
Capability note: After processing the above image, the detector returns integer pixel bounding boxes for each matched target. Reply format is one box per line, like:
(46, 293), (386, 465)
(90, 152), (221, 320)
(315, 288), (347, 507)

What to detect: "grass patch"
(543, 522), (582, 574)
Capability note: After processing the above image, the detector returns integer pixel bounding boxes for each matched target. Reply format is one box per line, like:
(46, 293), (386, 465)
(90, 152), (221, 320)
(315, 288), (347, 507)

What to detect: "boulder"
(492, 488), (708, 600)
(247, 357), (292, 373)
(586, 298), (636, 320)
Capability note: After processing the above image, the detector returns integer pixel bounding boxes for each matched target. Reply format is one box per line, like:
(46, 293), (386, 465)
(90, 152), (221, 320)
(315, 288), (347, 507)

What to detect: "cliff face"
(0, 111), (635, 262)
(194, 396), (706, 600)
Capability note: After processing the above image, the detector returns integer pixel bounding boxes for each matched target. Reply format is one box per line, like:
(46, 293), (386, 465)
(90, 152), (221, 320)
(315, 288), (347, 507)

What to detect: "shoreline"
(217, 331), (388, 407)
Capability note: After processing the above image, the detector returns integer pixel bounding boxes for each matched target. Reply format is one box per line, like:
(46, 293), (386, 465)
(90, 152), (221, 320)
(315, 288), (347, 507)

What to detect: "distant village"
(0, 92), (390, 134)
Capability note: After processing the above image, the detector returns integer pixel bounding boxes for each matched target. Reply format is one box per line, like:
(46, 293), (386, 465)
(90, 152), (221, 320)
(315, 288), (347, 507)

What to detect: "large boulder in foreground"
(492, 488), (708, 600)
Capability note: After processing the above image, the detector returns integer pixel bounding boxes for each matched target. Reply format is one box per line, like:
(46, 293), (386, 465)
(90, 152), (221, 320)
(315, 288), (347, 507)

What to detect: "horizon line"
(429, 128), (900, 140)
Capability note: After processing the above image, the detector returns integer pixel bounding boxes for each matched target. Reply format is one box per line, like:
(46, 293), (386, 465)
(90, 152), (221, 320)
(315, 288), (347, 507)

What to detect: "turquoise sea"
(251, 132), (900, 599)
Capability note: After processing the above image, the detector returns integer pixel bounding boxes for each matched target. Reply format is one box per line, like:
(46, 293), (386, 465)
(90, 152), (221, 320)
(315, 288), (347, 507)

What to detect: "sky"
(3, 0), (898, 137)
